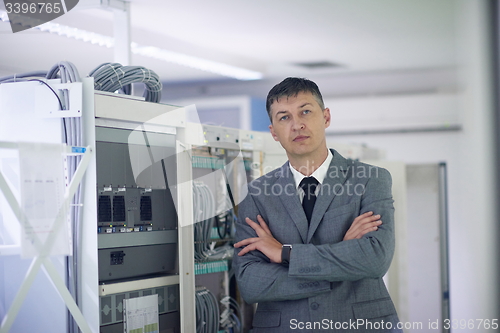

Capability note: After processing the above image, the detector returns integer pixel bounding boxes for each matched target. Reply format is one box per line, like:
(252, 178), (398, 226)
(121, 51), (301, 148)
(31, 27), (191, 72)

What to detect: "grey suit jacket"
(233, 149), (401, 332)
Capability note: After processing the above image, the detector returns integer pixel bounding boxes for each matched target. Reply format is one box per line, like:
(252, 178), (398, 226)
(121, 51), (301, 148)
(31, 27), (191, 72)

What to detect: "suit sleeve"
(288, 167), (396, 281)
(233, 187), (331, 304)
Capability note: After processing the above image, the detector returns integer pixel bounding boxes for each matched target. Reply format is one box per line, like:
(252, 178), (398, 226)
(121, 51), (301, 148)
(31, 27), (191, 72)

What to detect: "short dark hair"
(266, 77), (325, 122)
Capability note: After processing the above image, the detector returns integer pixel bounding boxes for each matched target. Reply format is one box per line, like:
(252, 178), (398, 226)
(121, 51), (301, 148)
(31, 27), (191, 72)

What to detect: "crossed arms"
(232, 168), (395, 304)
(234, 211), (382, 263)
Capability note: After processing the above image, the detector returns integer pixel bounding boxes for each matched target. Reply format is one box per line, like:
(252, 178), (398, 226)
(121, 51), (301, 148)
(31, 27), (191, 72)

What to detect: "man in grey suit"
(233, 77), (402, 332)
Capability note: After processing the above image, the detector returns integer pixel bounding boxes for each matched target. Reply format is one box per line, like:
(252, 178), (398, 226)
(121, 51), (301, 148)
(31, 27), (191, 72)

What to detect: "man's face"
(268, 91), (331, 161)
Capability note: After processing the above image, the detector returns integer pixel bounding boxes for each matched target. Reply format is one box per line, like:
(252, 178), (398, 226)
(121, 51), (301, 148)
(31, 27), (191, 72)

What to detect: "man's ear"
(323, 107), (331, 128)
(269, 124), (279, 141)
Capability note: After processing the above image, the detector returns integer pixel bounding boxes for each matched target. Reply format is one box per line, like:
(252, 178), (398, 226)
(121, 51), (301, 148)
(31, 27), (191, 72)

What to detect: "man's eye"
(303, 110), (311, 115)
(280, 115), (289, 121)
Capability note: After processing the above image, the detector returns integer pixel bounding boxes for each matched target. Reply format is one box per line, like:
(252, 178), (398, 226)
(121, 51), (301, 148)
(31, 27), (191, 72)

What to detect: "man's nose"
(291, 118), (305, 131)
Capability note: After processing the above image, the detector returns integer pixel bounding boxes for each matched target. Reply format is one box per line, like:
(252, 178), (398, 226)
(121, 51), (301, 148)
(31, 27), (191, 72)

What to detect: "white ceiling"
(0, 0), (458, 85)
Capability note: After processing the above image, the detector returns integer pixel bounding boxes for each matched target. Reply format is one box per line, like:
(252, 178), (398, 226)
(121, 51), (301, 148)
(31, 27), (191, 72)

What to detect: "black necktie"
(299, 177), (319, 224)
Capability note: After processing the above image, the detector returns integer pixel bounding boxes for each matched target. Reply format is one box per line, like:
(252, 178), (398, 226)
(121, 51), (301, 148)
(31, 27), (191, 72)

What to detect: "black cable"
(210, 155), (232, 240)
(216, 210), (233, 240)
(28, 79), (64, 110)
(216, 214), (226, 239)
(62, 118), (68, 145)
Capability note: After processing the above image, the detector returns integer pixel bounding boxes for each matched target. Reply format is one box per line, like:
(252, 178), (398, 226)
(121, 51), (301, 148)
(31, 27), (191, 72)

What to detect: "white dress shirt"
(289, 149), (333, 203)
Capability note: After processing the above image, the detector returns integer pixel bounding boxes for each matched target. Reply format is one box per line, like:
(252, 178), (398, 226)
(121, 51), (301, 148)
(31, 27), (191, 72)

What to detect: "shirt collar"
(290, 149), (333, 189)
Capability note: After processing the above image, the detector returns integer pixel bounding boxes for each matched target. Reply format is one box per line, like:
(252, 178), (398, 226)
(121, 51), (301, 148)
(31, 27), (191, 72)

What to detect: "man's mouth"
(293, 135), (309, 142)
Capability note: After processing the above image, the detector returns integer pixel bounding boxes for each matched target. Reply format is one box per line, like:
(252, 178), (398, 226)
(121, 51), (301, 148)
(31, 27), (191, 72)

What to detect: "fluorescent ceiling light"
(38, 21), (115, 47)
(0, 10), (263, 80)
(0, 10), (8, 22)
(130, 43), (262, 80)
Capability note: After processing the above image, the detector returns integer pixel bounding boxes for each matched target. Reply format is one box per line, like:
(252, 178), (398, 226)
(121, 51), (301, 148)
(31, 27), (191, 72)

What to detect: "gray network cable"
(89, 62), (162, 103)
(193, 182), (216, 260)
(196, 287), (220, 333)
(0, 71), (47, 83)
(46, 61), (82, 333)
(0, 62), (83, 333)
(220, 296), (242, 333)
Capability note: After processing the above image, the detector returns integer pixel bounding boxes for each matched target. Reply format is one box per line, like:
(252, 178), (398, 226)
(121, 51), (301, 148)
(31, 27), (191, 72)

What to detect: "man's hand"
(343, 211), (382, 241)
(234, 215), (283, 263)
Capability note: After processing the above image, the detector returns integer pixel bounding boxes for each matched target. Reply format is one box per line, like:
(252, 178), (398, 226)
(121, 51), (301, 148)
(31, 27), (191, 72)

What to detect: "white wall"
(322, 0), (498, 323)
(327, 129), (460, 326)
(325, 92), (460, 134)
(169, 96), (253, 130)
(453, 0), (498, 324)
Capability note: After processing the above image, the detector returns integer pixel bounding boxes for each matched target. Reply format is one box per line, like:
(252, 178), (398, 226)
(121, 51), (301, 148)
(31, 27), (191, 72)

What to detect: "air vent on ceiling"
(294, 61), (343, 69)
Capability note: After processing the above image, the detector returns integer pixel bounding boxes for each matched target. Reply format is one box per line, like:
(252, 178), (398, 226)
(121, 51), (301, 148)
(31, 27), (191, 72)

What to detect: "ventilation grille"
(140, 196), (153, 221)
(113, 196), (126, 222)
(98, 196), (112, 222)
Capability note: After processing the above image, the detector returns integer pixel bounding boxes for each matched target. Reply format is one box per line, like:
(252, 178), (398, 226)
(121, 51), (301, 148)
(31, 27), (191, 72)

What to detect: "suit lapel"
(276, 163), (308, 243)
(307, 149), (350, 243)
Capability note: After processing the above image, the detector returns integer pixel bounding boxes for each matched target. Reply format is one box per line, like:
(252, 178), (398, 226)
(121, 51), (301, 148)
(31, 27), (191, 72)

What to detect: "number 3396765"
(443, 319), (498, 330)
(5, 2), (61, 14)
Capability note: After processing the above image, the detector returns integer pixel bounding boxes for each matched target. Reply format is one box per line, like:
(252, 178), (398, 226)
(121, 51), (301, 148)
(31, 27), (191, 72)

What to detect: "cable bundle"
(0, 71), (47, 83)
(0, 62), (80, 113)
(2, 62), (83, 333)
(88, 62), (162, 103)
(45, 61), (82, 333)
(215, 195), (235, 240)
(47, 61), (81, 85)
(219, 296), (242, 333)
(193, 181), (216, 261)
(196, 287), (220, 333)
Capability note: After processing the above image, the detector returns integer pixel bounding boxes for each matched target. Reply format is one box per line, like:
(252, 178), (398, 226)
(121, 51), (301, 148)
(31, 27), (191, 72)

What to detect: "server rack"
(177, 123), (264, 333)
(0, 77), (266, 332)
(92, 92), (186, 333)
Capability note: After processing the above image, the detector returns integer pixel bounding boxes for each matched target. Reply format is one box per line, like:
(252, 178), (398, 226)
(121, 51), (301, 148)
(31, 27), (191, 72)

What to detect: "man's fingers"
(245, 217), (267, 235)
(354, 220), (382, 239)
(257, 215), (272, 234)
(246, 216), (273, 237)
(245, 217), (260, 228)
(236, 216), (282, 261)
(344, 219), (382, 241)
(352, 211), (373, 223)
(360, 214), (380, 223)
(352, 214), (380, 228)
(349, 216), (380, 236)
(234, 237), (259, 248)
(237, 243), (257, 256)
